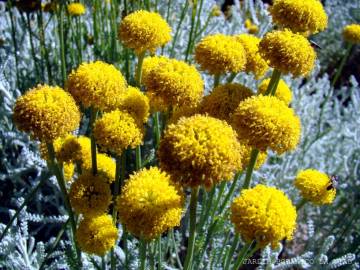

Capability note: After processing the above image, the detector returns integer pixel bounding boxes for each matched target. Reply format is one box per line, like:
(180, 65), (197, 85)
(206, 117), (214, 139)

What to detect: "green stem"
(227, 73), (237, 83)
(223, 235), (240, 270)
(331, 43), (352, 87)
(184, 0), (198, 62)
(136, 146), (142, 170)
(170, 229), (183, 269)
(183, 187), (199, 270)
(264, 69), (281, 96)
(58, 4), (67, 86)
(157, 237), (162, 270)
(140, 240), (148, 270)
(76, 16), (83, 65)
(90, 108), (98, 175)
(214, 74), (220, 88)
(37, 10), (53, 84)
(93, 0), (99, 57)
(153, 112), (161, 148)
(232, 242), (259, 270)
(135, 51), (146, 87)
(296, 198), (307, 211)
(170, 1), (189, 57)
(218, 171), (243, 215)
(242, 149), (259, 189)
(26, 13), (41, 81)
(46, 143), (82, 266)
(0, 171), (50, 242)
(8, 4), (20, 88)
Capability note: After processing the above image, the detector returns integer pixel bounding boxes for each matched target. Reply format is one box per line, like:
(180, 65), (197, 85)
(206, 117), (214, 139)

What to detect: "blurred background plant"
(0, 0), (359, 269)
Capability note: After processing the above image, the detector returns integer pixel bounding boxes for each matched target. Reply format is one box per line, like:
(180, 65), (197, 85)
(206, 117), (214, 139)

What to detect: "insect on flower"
(327, 175), (339, 190)
(310, 40), (322, 50)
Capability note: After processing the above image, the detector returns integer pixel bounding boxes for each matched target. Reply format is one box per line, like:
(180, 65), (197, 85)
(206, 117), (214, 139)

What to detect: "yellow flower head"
(142, 56), (204, 108)
(241, 143), (267, 170)
(343, 24), (360, 44)
(93, 110), (143, 156)
(258, 78), (292, 105)
(194, 34), (247, 75)
(119, 86), (150, 124)
(231, 95), (301, 154)
(234, 34), (269, 78)
(64, 162), (75, 181)
(244, 19), (259, 34)
(146, 92), (168, 113)
(67, 3), (86, 16)
(69, 172), (112, 216)
(117, 167), (183, 240)
(270, 0), (327, 34)
(82, 153), (116, 183)
(259, 30), (316, 77)
(158, 115), (243, 189)
(200, 83), (253, 123)
(118, 10), (171, 54)
(294, 169), (336, 205)
(13, 85), (80, 142)
(76, 214), (118, 256)
(168, 105), (200, 124)
(231, 184), (297, 248)
(67, 61), (127, 111)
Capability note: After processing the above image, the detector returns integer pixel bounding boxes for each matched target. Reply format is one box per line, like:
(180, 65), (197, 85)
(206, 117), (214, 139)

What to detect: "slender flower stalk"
(214, 74), (220, 87)
(232, 242), (259, 270)
(90, 108), (98, 175)
(26, 13), (41, 81)
(58, 4), (67, 85)
(37, 10), (52, 84)
(184, 0), (198, 62)
(242, 149), (259, 189)
(264, 69), (281, 96)
(183, 187), (199, 270)
(170, 1), (189, 57)
(223, 235), (240, 270)
(139, 240), (148, 270)
(296, 198), (308, 210)
(8, 3), (20, 88)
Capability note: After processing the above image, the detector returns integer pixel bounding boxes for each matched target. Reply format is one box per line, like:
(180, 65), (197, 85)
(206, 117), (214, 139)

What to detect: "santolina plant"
(0, 0), (358, 269)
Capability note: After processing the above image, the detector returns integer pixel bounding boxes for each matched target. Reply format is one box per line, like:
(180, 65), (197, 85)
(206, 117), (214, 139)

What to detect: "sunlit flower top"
(200, 83), (253, 123)
(118, 10), (171, 54)
(231, 95), (301, 154)
(234, 34), (268, 78)
(270, 0), (327, 34)
(259, 30), (316, 77)
(69, 172), (112, 216)
(258, 78), (292, 105)
(67, 61), (127, 111)
(117, 167), (183, 240)
(142, 56), (204, 109)
(158, 115), (243, 189)
(343, 24), (360, 44)
(118, 86), (150, 124)
(13, 85), (80, 142)
(76, 214), (118, 256)
(93, 110), (143, 156)
(67, 3), (86, 16)
(231, 184), (297, 248)
(194, 34), (247, 75)
(63, 162), (75, 181)
(294, 169), (336, 205)
(82, 153), (116, 183)
(244, 19), (259, 34)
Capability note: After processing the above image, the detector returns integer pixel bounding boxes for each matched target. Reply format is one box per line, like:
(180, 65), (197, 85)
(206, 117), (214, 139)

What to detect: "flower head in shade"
(343, 24), (360, 44)
(117, 167), (183, 240)
(259, 30), (316, 77)
(194, 34), (247, 75)
(69, 172), (112, 216)
(200, 83), (253, 123)
(15, 0), (41, 12)
(294, 169), (336, 205)
(118, 10), (171, 54)
(119, 86), (150, 124)
(231, 184), (297, 248)
(158, 115), (243, 189)
(258, 78), (292, 105)
(93, 110), (143, 156)
(82, 153), (116, 183)
(67, 61), (127, 111)
(76, 214), (118, 256)
(168, 105), (200, 124)
(67, 3), (86, 16)
(142, 56), (204, 109)
(270, 0), (327, 34)
(234, 34), (269, 78)
(231, 95), (301, 154)
(244, 19), (259, 34)
(13, 85), (80, 142)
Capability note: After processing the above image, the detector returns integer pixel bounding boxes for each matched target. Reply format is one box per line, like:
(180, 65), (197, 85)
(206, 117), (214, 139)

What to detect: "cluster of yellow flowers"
(11, 2), (341, 258)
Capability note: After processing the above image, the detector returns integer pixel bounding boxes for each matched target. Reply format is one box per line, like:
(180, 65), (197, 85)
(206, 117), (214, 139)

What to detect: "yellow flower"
(241, 143), (267, 170)
(168, 105), (200, 124)
(93, 110), (143, 156)
(69, 172), (112, 216)
(158, 115), (243, 189)
(13, 85), (80, 142)
(294, 169), (336, 205)
(244, 19), (259, 34)
(82, 153), (116, 183)
(76, 214), (118, 256)
(259, 30), (316, 77)
(67, 3), (86, 16)
(231, 184), (297, 248)
(258, 78), (292, 105)
(211, 5), (221, 17)
(343, 24), (360, 44)
(234, 34), (269, 78)
(142, 56), (204, 109)
(200, 83), (253, 123)
(63, 162), (75, 181)
(194, 34), (247, 75)
(146, 92), (168, 113)
(270, 0), (327, 34)
(118, 10), (171, 54)
(119, 86), (150, 124)
(117, 167), (183, 240)
(231, 95), (301, 154)
(67, 61), (127, 111)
